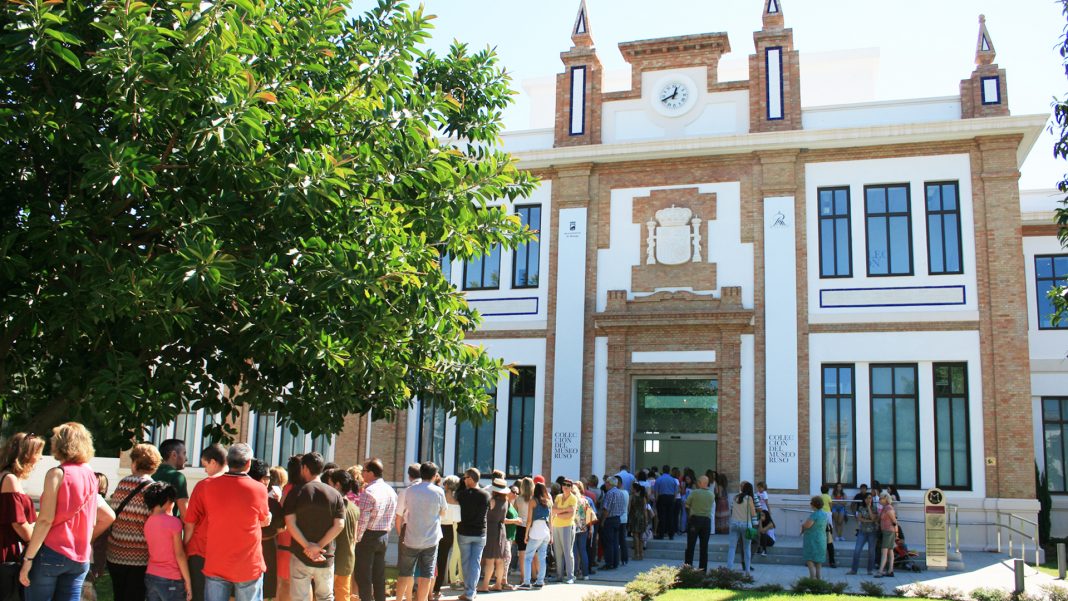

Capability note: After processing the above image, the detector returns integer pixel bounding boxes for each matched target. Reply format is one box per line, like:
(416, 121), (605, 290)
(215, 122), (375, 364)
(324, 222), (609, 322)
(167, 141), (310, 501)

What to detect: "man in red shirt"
(184, 443), (270, 601)
(183, 443), (226, 601)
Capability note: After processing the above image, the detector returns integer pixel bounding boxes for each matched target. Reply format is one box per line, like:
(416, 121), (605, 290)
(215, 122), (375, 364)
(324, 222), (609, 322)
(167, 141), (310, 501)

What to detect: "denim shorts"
(397, 545), (437, 578)
(145, 573), (187, 601)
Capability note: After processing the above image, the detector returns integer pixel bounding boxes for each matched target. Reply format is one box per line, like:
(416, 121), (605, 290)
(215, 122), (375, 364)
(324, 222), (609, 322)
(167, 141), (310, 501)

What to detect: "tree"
(0, 0), (537, 451)
(1052, 1), (1068, 326)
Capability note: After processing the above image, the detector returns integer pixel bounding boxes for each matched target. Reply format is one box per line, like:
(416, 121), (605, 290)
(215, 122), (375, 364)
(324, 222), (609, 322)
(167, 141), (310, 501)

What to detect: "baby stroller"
(892, 528), (923, 572)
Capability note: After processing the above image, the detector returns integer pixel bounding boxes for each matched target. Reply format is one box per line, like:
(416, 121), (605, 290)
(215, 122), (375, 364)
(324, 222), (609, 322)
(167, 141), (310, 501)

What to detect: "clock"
(652, 76), (697, 117)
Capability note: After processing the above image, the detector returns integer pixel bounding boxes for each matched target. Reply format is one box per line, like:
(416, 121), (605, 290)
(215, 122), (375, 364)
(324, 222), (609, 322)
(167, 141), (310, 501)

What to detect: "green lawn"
(658, 591), (890, 601)
(1037, 560), (1064, 579)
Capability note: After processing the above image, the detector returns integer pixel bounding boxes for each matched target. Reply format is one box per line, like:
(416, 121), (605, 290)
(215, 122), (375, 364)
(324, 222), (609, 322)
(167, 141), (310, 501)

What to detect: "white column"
(592, 336), (609, 478)
(764, 197), (799, 489)
(550, 207), (589, 478)
(740, 334), (755, 483)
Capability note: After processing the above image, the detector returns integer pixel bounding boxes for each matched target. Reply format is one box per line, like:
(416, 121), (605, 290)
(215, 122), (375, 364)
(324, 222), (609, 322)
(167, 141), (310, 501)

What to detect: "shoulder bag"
(744, 497), (759, 540)
(107, 479), (152, 542)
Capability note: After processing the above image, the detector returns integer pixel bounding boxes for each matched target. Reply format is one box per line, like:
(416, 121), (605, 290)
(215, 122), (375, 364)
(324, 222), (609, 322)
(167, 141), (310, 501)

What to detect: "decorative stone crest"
(646, 205), (703, 265)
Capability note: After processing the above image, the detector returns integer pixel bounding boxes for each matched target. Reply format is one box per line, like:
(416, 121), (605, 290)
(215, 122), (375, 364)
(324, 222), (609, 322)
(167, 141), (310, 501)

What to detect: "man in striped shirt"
(354, 459), (397, 601)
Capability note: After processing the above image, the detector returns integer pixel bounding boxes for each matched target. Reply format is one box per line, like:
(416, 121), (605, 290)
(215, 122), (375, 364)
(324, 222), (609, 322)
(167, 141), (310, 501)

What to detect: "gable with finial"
(572, 0), (592, 46)
(766, 0), (780, 14)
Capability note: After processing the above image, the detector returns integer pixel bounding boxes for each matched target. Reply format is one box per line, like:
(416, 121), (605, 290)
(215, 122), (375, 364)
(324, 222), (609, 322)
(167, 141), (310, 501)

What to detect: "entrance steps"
(640, 533), (965, 571)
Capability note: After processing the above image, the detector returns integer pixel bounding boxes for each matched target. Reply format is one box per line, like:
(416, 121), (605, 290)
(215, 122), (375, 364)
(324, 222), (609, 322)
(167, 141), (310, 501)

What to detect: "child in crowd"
(143, 482), (192, 601)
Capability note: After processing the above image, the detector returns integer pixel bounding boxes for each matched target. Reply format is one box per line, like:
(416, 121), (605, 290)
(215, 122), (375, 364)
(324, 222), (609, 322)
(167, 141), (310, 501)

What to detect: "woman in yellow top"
(550, 480), (577, 584)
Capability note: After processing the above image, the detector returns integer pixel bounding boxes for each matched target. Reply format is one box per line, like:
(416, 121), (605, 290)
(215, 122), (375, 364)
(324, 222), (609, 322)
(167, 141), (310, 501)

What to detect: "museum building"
(142, 1), (1068, 543)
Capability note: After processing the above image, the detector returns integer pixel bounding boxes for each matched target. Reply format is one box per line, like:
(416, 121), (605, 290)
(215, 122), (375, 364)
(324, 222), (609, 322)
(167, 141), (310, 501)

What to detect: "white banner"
(764, 197), (798, 489)
(550, 207), (588, 478)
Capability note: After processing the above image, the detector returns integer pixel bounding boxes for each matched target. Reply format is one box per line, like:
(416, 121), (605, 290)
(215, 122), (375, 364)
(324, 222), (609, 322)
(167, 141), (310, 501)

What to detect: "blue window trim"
(765, 46), (785, 121)
(569, 66), (587, 136)
(980, 75), (1001, 106)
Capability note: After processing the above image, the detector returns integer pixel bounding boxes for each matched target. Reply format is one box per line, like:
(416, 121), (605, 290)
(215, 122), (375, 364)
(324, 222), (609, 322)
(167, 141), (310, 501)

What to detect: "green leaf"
(47, 41), (81, 69)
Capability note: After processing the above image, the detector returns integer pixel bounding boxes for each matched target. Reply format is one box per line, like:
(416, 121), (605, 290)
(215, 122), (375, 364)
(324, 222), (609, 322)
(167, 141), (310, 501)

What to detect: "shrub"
(1042, 584), (1068, 601)
(860, 581), (886, 597)
(751, 584), (786, 594)
(582, 591), (636, 601)
(624, 578), (663, 601)
(972, 588), (1010, 601)
(791, 577), (847, 595)
(675, 565), (706, 589)
(704, 567), (754, 590)
(634, 565), (680, 592)
(940, 587), (966, 600)
(906, 583), (940, 599)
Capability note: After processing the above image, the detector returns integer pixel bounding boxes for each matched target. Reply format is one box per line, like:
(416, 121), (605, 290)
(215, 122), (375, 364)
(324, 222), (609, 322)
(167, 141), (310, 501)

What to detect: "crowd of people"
(0, 423), (910, 601)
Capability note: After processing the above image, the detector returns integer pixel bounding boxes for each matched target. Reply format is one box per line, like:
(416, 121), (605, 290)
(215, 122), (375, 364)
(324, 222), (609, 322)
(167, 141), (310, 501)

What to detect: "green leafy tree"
(0, 0), (536, 451)
(1052, 1), (1068, 326)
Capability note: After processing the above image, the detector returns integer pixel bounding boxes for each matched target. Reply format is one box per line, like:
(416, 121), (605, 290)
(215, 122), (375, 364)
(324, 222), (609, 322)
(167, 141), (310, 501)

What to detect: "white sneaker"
(565, 578), (575, 585)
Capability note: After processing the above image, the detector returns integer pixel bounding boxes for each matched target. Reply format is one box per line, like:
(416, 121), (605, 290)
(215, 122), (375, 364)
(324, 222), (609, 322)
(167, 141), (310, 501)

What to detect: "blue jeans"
(25, 545), (90, 601)
(522, 538), (548, 585)
(573, 531), (589, 577)
(456, 534), (486, 598)
(726, 521), (752, 572)
(600, 517), (619, 569)
(204, 575), (263, 601)
(145, 574), (187, 601)
(851, 530), (878, 573)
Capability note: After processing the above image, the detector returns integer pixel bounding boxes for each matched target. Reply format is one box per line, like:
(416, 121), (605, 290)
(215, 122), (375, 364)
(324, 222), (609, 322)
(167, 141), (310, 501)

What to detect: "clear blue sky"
(357, 1), (1068, 191)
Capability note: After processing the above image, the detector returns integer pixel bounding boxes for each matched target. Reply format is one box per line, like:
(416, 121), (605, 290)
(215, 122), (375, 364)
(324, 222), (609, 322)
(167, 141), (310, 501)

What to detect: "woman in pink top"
(19, 422), (116, 601)
(143, 482), (192, 601)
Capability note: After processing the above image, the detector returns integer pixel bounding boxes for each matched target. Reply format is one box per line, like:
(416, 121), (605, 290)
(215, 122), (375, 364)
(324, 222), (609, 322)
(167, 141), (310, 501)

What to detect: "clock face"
(658, 81), (690, 110)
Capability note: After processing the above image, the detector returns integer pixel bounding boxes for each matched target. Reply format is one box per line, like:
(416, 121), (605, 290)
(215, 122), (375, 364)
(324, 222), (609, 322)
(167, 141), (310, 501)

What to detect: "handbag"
(744, 526), (759, 540)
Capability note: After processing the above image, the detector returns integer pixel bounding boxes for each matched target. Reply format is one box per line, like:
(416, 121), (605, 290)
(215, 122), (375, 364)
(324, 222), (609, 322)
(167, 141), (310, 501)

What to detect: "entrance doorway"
(633, 378), (718, 474)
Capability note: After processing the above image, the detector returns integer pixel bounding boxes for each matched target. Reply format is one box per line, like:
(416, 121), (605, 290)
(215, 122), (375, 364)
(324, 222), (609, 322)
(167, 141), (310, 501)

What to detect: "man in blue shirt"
(653, 465), (678, 540)
(615, 466), (636, 495)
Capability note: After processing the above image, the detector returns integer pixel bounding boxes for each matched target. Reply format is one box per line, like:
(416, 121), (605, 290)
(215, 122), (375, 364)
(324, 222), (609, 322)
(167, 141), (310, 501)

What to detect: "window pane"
(1045, 398), (1062, 421)
(952, 398), (968, 486)
(943, 184), (957, 210)
(928, 214), (944, 273)
(867, 188), (886, 214)
(820, 220), (836, 276)
(824, 399), (839, 481)
(935, 399), (951, 485)
(872, 399), (894, 483)
(840, 399), (855, 484)
(926, 185), (940, 211)
(1047, 423), (1066, 492)
(838, 368), (852, 394)
(944, 218), (960, 272)
(868, 217), (887, 275)
(456, 422), (475, 472)
(888, 186), (908, 213)
(465, 256), (485, 289)
(835, 219), (850, 275)
(872, 367), (891, 394)
(824, 367), (838, 393)
(527, 238), (540, 286)
(894, 367), (915, 395)
(486, 246), (501, 287)
(1037, 257), (1053, 279)
(894, 397), (918, 486)
(835, 189), (848, 215)
(1055, 256), (1068, 276)
(820, 192), (834, 216)
(889, 216), (911, 274)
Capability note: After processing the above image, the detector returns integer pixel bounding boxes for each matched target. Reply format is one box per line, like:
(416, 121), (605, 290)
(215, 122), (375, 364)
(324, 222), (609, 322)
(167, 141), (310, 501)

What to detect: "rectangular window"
(251, 413), (333, 466)
(934, 363), (971, 490)
(570, 66), (586, 135)
(418, 400), (447, 469)
(1043, 398), (1068, 493)
(925, 182), (963, 275)
(148, 410), (220, 466)
(463, 246), (501, 290)
(981, 76), (1001, 105)
(512, 205), (541, 288)
(822, 364), (856, 486)
(1036, 255), (1068, 329)
(818, 187), (852, 278)
(766, 47), (784, 120)
(870, 364), (919, 488)
(456, 387), (497, 475)
(506, 367), (536, 478)
(865, 184), (913, 276)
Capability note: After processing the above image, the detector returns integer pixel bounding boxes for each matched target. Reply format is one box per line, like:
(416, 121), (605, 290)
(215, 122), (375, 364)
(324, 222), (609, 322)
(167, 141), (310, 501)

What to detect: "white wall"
(802, 97), (961, 131)
(596, 181), (754, 310)
(808, 330), (986, 499)
(805, 155), (979, 323)
(455, 181), (552, 331)
(601, 67), (750, 144)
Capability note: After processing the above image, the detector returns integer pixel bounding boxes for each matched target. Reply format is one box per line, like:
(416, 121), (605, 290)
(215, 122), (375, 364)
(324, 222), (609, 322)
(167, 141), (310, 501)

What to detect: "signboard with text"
(924, 488), (948, 570)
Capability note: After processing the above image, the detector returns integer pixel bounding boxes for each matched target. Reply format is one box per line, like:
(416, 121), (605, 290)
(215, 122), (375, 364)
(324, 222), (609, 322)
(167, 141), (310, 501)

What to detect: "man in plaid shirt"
(599, 477), (627, 570)
(354, 458), (397, 601)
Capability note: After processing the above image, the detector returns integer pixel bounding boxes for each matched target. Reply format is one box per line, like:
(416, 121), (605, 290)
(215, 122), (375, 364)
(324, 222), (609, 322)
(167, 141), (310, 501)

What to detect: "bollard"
(1014, 559), (1025, 595)
(1060, 544), (1066, 580)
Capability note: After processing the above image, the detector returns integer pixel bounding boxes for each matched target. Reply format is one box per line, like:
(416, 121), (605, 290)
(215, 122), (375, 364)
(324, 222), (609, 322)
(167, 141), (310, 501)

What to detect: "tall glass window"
(506, 367), (536, 478)
(822, 365), (855, 486)
(865, 184), (913, 276)
(147, 409), (220, 466)
(934, 363), (971, 490)
(463, 247), (501, 290)
(440, 251), (452, 286)
(251, 413), (333, 466)
(925, 182), (963, 275)
(870, 364), (919, 487)
(418, 400), (447, 469)
(1036, 255), (1068, 329)
(1043, 397), (1068, 492)
(818, 187), (852, 278)
(512, 205), (541, 288)
(456, 387), (497, 475)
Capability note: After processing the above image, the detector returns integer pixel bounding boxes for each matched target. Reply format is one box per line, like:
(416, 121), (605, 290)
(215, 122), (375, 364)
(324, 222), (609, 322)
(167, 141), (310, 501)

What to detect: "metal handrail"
(995, 510), (1040, 568)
